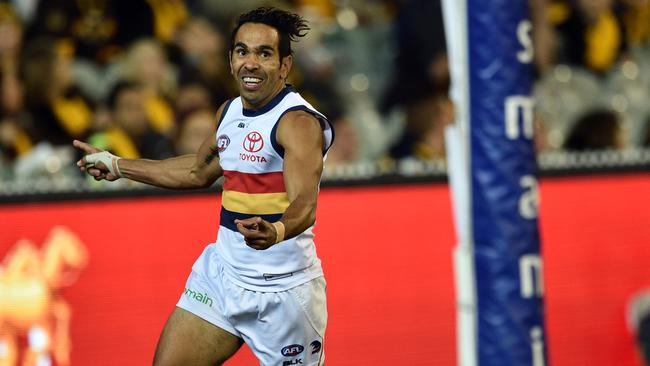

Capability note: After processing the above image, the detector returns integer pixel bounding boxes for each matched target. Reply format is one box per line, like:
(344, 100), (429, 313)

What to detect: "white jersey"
(213, 85), (334, 291)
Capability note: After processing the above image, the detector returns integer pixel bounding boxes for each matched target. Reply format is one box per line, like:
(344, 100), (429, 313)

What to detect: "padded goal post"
(442, 1), (548, 365)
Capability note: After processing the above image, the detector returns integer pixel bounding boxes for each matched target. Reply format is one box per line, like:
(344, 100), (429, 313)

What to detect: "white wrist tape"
(272, 221), (286, 244)
(85, 151), (122, 177)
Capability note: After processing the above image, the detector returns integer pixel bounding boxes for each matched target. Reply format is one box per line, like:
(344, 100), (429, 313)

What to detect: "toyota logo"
(243, 131), (264, 153)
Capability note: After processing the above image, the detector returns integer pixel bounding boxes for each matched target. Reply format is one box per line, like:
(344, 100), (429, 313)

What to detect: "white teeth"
(243, 77), (262, 83)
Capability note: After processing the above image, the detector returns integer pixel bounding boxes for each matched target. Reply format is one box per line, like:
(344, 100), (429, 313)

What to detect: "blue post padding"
(467, 0), (548, 365)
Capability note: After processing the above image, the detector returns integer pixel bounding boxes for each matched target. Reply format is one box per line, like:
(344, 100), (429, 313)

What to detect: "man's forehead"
(234, 22), (280, 49)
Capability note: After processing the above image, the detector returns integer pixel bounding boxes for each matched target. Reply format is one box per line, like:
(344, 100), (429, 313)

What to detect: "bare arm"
(277, 111), (324, 238)
(74, 102), (228, 189)
(235, 111), (324, 249)
(116, 131), (222, 189)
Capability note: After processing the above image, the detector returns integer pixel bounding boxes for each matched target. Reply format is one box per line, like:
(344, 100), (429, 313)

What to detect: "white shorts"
(177, 245), (327, 366)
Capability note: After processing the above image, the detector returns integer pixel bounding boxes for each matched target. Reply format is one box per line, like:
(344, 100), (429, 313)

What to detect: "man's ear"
(280, 54), (293, 80)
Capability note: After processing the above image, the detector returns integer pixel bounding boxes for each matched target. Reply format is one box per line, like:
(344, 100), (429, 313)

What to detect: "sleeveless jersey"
(214, 85), (334, 291)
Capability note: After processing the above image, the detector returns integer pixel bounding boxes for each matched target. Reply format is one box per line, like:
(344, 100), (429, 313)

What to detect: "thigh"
(238, 277), (327, 366)
(153, 307), (243, 366)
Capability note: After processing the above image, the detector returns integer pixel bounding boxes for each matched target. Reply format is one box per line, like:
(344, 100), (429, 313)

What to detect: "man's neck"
(242, 83), (286, 110)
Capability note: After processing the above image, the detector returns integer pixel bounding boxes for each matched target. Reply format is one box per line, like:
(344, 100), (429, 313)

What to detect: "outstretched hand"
(235, 217), (278, 250)
(73, 140), (121, 181)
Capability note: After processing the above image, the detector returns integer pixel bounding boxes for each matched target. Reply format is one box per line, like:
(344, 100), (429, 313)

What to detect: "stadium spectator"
(0, 0), (648, 189)
(183, 0), (283, 31)
(147, 0), (189, 44)
(88, 80), (174, 160)
(0, 4), (34, 161)
(564, 108), (624, 151)
(0, 3), (21, 77)
(24, 0), (157, 64)
(173, 108), (214, 155)
(643, 115), (650, 147)
(550, 0), (626, 73)
(171, 16), (235, 105)
(410, 96), (454, 160)
(0, 71), (33, 162)
(119, 38), (177, 137)
(380, 0), (449, 160)
(21, 37), (94, 146)
(324, 116), (359, 167)
(531, 0), (556, 73)
(620, 0), (650, 48)
(174, 81), (215, 121)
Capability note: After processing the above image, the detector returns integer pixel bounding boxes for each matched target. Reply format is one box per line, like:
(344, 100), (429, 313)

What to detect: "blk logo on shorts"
(310, 340), (322, 354)
(281, 344), (304, 357)
(283, 359), (303, 365)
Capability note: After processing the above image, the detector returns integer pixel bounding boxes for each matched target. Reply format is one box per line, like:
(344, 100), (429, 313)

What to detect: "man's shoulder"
(216, 97), (242, 125)
(220, 97), (241, 117)
(281, 107), (318, 119)
(278, 109), (321, 130)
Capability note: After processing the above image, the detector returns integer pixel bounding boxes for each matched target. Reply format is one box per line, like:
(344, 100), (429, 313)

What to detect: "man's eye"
(237, 49), (246, 56)
(260, 51), (270, 58)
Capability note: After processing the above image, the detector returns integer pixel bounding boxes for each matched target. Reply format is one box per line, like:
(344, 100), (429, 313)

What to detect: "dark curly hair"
(229, 7), (310, 61)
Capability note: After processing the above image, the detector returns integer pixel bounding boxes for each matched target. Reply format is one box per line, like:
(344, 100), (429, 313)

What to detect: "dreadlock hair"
(230, 7), (310, 61)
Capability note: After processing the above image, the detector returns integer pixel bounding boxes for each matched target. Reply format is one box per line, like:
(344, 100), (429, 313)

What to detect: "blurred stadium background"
(0, 0), (649, 365)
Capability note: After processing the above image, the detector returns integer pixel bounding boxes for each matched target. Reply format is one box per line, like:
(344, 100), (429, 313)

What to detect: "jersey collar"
(242, 85), (295, 117)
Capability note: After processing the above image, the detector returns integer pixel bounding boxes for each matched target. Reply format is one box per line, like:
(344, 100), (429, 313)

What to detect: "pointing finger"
(72, 140), (101, 154)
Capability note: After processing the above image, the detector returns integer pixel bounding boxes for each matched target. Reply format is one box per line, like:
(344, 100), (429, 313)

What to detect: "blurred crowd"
(0, 0), (649, 191)
(534, 0), (650, 152)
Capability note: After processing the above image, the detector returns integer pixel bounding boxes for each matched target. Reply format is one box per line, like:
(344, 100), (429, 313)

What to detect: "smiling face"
(229, 22), (292, 110)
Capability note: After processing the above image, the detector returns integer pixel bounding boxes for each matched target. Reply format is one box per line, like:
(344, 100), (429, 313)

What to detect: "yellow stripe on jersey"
(222, 190), (290, 215)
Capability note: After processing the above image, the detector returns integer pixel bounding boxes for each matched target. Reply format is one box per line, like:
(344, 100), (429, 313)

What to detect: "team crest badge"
(217, 134), (230, 152)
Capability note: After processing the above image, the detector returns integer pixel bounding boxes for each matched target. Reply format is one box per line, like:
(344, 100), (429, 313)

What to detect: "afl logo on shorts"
(281, 344), (304, 356)
(217, 134), (230, 152)
(243, 131), (264, 153)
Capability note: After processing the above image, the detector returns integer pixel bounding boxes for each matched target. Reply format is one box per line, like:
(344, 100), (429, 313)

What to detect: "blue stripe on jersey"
(270, 106), (332, 158)
(218, 98), (236, 125)
(219, 206), (283, 232)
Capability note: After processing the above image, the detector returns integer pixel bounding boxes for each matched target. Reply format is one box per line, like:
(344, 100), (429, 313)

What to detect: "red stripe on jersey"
(223, 170), (285, 194)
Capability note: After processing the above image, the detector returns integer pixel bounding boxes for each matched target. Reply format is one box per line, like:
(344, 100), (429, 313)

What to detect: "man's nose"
(243, 55), (260, 70)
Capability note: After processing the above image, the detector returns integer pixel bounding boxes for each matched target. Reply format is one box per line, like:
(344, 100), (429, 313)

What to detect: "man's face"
(229, 22), (292, 109)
